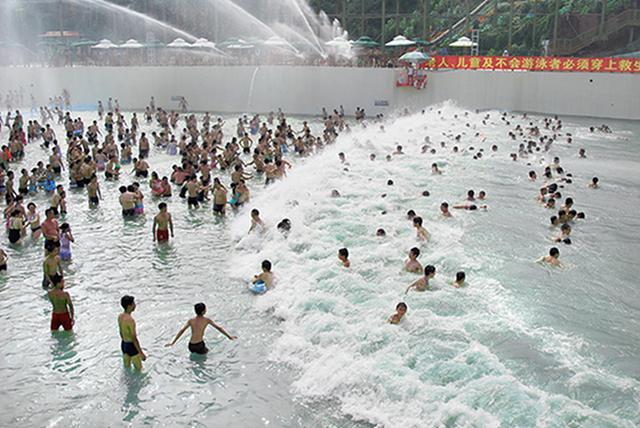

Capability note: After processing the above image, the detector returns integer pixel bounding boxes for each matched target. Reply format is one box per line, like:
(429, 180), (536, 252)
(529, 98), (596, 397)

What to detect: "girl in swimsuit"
(27, 202), (41, 239)
(59, 223), (74, 261)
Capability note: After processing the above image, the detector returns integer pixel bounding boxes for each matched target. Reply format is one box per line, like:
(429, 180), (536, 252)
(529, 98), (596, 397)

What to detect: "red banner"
(419, 55), (640, 73)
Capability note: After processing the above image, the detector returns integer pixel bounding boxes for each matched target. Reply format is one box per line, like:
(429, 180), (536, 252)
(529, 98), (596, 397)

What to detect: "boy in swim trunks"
(118, 295), (146, 370)
(48, 274), (74, 331)
(87, 175), (102, 206)
(152, 203), (173, 242)
(165, 302), (236, 355)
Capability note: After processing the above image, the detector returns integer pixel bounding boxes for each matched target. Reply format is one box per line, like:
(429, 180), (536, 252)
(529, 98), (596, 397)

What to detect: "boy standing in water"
(48, 274), (74, 332)
(118, 295), (146, 370)
(152, 203), (174, 243)
(165, 303), (236, 355)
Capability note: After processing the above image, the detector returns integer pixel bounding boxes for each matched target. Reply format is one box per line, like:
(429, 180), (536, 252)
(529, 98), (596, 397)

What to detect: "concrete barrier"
(1, 66), (638, 120)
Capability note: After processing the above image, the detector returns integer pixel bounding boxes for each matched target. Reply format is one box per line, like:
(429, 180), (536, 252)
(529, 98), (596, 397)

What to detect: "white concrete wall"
(1, 66), (638, 120)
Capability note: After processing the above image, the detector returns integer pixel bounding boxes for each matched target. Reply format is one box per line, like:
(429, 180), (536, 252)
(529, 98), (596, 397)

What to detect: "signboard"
(419, 55), (640, 73)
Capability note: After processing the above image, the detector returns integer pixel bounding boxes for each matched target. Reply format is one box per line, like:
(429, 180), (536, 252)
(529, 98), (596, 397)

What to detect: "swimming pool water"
(1, 102), (639, 427)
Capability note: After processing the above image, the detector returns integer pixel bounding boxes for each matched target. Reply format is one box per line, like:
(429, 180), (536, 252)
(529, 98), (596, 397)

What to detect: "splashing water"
(228, 102), (640, 427)
(67, 0), (200, 42)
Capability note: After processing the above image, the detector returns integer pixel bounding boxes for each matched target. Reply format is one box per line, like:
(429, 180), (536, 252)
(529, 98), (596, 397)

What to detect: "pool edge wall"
(1, 66), (638, 120)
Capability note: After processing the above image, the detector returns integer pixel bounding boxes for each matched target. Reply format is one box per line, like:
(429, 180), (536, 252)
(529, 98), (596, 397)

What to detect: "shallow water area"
(0, 104), (639, 427)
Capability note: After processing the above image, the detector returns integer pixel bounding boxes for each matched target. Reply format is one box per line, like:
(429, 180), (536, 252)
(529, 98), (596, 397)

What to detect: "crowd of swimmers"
(0, 98), (602, 369)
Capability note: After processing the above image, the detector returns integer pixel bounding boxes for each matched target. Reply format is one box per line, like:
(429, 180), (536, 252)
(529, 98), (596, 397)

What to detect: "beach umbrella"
(192, 38), (217, 49)
(385, 35), (416, 47)
(399, 50), (431, 63)
(352, 36), (379, 48)
(92, 39), (117, 49)
(167, 38), (193, 48)
(120, 39), (144, 49)
(449, 36), (477, 48)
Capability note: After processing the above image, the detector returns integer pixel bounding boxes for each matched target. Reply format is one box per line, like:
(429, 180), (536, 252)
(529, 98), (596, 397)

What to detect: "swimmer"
(478, 191), (486, 200)
(152, 203), (174, 243)
(376, 228), (386, 237)
(453, 204), (487, 211)
(545, 198), (556, 209)
(393, 145), (404, 155)
(412, 217), (430, 241)
(452, 271), (466, 288)
(388, 302), (407, 324)
(249, 208), (265, 233)
(431, 163), (442, 174)
(406, 210), (416, 221)
(404, 247), (423, 274)
(529, 170), (537, 181)
(118, 295), (146, 370)
(338, 248), (350, 268)
(554, 223), (572, 242)
(538, 247), (562, 267)
(277, 219), (291, 235)
(331, 189), (341, 197)
(48, 274), (74, 332)
(588, 177), (599, 189)
(252, 260), (274, 289)
(440, 202), (452, 217)
(578, 148), (586, 158)
(406, 265), (436, 293)
(467, 190), (475, 201)
(165, 302), (236, 355)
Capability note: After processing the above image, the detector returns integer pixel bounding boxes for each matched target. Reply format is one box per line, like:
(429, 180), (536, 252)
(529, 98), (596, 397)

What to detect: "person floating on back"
(165, 303), (236, 355)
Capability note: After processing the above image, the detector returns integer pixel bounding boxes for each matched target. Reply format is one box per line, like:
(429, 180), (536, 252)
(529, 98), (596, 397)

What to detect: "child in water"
(59, 223), (74, 261)
(452, 271), (466, 288)
(338, 248), (350, 267)
(388, 302), (407, 324)
(249, 208), (265, 233)
(404, 247), (423, 273)
(252, 260), (274, 292)
(406, 265), (436, 293)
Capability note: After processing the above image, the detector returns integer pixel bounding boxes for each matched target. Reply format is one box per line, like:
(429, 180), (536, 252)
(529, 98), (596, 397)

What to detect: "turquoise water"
(1, 103), (639, 427)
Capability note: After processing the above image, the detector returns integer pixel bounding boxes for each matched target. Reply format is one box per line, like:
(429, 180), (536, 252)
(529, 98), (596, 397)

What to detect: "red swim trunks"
(156, 229), (169, 242)
(51, 312), (73, 331)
